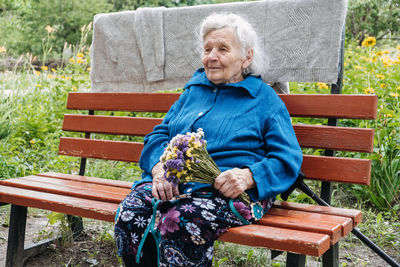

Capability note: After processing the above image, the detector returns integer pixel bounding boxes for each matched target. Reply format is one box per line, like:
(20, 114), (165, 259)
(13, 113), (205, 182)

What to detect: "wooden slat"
(302, 155), (371, 185)
(66, 93), (377, 119)
(62, 116), (374, 153)
(37, 172), (134, 188)
(58, 137), (143, 162)
(58, 138), (371, 184)
(261, 207), (353, 239)
(279, 94), (378, 119)
(273, 201), (362, 227)
(256, 212), (342, 245)
(0, 176), (130, 203)
(62, 114), (162, 136)
(0, 185), (118, 222)
(294, 125), (374, 153)
(67, 92), (180, 113)
(219, 224), (330, 257)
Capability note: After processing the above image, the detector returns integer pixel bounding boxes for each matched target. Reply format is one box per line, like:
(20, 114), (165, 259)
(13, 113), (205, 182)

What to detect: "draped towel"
(90, 0), (348, 92)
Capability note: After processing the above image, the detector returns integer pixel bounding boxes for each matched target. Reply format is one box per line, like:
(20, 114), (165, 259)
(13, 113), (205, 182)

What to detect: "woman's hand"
(151, 162), (179, 201)
(214, 168), (255, 199)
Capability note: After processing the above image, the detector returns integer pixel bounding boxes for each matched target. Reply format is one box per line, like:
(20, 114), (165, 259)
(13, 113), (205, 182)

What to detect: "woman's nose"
(208, 49), (218, 60)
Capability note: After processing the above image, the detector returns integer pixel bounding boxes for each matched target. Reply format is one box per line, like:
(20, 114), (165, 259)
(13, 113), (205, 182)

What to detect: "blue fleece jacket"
(136, 68), (303, 201)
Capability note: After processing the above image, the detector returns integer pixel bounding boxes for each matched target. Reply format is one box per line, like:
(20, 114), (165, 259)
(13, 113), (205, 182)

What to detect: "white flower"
(201, 210), (216, 221)
(215, 197), (226, 204)
(131, 232), (139, 244)
(185, 222), (201, 236)
(134, 216), (147, 228)
(193, 198), (216, 210)
(121, 210), (134, 222)
(206, 246), (214, 260)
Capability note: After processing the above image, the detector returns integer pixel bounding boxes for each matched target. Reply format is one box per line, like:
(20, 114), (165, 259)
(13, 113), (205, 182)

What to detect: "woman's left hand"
(214, 168), (256, 199)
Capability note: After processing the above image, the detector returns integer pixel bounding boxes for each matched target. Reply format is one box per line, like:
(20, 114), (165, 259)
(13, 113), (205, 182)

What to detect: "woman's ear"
(242, 48), (254, 69)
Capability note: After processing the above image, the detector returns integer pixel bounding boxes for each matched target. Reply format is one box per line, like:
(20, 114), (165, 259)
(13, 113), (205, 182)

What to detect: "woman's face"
(202, 28), (253, 85)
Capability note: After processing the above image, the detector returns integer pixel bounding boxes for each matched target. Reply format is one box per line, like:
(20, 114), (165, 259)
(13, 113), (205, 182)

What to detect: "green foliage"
(346, 0), (400, 43)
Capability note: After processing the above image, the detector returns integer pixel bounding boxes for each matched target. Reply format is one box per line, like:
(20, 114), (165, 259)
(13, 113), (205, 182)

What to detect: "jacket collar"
(184, 68), (263, 98)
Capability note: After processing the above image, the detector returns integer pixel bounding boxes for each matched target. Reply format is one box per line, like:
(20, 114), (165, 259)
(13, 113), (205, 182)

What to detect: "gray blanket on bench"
(90, 0), (348, 93)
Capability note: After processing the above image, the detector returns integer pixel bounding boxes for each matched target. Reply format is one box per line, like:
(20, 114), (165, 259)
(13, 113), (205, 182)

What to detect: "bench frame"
(1, 90), (378, 267)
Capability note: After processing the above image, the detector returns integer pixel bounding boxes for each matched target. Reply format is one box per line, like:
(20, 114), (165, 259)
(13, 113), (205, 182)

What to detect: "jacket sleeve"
(139, 89), (189, 175)
(247, 105), (303, 201)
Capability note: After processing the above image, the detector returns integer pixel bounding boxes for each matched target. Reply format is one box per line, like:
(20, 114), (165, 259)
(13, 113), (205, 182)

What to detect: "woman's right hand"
(151, 162), (179, 201)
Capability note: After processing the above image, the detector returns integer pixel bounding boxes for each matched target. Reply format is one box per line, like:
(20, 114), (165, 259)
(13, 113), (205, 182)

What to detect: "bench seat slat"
(62, 115), (374, 153)
(219, 224), (331, 257)
(58, 138), (371, 185)
(0, 176), (130, 204)
(264, 207), (353, 237)
(0, 185), (118, 222)
(66, 93), (378, 120)
(273, 201), (362, 227)
(37, 172), (133, 188)
(256, 212), (342, 244)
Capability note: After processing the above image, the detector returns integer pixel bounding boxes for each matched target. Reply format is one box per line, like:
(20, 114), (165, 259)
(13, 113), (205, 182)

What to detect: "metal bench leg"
(322, 243), (339, 267)
(67, 215), (84, 238)
(286, 252), (306, 267)
(6, 205), (27, 267)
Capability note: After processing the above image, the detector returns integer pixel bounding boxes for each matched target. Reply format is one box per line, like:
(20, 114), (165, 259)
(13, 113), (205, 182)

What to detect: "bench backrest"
(60, 92), (377, 186)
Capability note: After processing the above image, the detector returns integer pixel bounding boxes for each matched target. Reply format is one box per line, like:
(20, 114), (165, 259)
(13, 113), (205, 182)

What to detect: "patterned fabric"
(115, 183), (273, 266)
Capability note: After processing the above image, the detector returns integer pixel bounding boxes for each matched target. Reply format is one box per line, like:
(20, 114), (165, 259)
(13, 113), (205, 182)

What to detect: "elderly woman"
(115, 13), (302, 267)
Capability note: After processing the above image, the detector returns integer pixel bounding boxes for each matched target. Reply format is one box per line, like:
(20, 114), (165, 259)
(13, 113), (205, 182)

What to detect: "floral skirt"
(114, 183), (273, 267)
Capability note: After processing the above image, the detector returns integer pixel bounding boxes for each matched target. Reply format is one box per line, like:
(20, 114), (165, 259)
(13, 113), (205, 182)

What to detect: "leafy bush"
(346, 0), (400, 44)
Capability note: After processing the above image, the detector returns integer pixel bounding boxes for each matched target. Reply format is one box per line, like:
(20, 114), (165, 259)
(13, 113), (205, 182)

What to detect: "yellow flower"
(45, 25), (55, 33)
(35, 71), (41, 75)
(65, 76), (72, 80)
(363, 87), (375, 94)
(36, 84), (42, 88)
(376, 51), (383, 57)
(354, 66), (363, 70)
(382, 50), (389, 54)
(47, 74), (53, 79)
(361, 36), (376, 48)
(30, 139), (36, 145)
(72, 86), (77, 91)
(389, 92), (399, 97)
(376, 74), (385, 79)
(69, 58), (75, 64)
(397, 45), (400, 50)
(41, 66), (48, 71)
(380, 84), (386, 88)
(386, 114), (393, 118)
(317, 82), (329, 90)
(0, 46), (6, 53)
(51, 68), (56, 73)
(77, 53), (84, 58)
(87, 67), (91, 71)
(77, 58), (83, 64)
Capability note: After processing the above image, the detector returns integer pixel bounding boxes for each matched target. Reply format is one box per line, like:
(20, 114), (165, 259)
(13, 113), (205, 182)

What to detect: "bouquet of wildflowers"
(160, 128), (250, 205)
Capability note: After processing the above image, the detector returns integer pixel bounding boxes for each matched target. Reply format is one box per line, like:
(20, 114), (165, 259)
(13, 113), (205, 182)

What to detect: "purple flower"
(233, 201), (252, 220)
(158, 207), (181, 235)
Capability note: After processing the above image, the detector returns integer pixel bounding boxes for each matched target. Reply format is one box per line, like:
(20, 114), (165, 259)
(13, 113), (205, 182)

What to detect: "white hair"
(199, 13), (267, 76)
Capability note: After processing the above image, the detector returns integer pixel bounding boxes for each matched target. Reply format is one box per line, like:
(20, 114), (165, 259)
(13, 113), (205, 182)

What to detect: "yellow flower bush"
(361, 36), (376, 47)
(41, 66), (48, 71)
(317, 82), (329, 90)
(363, 87), (375, 94)
(0, 46), (6, 53)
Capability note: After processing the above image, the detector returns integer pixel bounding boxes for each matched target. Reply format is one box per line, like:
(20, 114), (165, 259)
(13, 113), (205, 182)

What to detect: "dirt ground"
(0, 206), (398, 267)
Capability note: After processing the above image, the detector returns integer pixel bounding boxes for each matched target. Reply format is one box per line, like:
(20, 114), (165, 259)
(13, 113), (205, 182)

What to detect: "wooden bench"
(0, 92), (377, 267)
